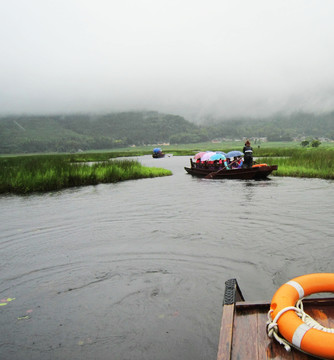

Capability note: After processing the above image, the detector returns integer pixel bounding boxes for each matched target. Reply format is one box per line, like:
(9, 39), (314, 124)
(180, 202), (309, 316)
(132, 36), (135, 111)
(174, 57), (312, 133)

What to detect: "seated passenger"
(230, 157), (240, 169)
(235, 157), (243, 169)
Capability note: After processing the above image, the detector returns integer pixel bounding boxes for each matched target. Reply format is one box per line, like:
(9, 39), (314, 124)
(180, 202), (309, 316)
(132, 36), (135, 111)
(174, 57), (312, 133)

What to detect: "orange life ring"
(270, 273), (334, 359)
(252, 163), (267, 167)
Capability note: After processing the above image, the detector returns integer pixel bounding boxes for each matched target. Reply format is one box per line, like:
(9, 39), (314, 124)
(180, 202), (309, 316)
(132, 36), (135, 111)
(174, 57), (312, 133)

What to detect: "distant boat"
(185, 159), (277, 180)
(152, 148), (165, 158)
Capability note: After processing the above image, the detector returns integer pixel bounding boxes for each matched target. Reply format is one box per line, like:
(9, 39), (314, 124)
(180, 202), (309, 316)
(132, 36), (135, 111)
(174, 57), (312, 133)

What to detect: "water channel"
(0, 155), (333, 360)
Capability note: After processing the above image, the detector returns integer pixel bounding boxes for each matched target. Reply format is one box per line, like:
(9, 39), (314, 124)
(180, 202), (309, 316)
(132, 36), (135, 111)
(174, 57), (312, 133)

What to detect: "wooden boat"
(217, 279), (334, 360)
(185, 159), (278, 180)
(152, 148), (165, 158)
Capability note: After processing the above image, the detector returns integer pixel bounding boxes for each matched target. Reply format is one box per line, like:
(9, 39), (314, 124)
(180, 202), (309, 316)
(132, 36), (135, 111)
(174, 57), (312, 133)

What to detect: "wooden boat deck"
(217, 279), (334, 360)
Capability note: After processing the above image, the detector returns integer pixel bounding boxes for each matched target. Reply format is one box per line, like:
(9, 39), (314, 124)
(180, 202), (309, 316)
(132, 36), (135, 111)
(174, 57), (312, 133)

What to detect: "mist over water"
(1, 156), (333, 360)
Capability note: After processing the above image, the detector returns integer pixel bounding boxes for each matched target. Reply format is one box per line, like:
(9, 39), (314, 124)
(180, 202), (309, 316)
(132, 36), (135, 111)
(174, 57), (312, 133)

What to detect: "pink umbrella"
(194, 151), (207, 160)
(200, 152), (216, 161)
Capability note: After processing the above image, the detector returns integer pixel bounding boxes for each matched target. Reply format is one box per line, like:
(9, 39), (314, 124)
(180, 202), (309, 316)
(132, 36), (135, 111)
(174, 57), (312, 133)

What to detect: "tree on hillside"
(311, 139), (321, 147)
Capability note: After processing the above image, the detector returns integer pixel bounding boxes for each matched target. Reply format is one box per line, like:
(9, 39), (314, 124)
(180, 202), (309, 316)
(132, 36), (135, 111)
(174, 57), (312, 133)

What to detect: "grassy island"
(0, 154), (172, 194)
(255, 147), (334, 180)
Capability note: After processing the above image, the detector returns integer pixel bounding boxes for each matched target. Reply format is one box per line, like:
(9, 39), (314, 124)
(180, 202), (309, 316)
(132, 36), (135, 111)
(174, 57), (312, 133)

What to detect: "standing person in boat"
(243, 140), (253, 168)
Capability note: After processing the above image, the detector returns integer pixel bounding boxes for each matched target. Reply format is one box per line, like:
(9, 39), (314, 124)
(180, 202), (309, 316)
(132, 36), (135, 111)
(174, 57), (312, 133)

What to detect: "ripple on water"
(1, 158), (334, 359)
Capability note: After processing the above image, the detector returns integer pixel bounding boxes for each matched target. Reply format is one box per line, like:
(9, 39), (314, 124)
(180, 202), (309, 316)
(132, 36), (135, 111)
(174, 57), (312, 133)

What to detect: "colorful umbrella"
(200, 152), (216, 161)
(194, 151), (207, 160)
(210, 153), (226, 161)
(226, 150), (244, 158)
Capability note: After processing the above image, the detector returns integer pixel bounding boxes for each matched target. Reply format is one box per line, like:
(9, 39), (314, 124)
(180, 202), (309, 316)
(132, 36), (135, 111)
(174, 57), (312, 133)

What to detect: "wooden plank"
(254, 306), (295, 360)
(256, 309), (276, 360)
(229, 301), (333, 360)
(232, 306), (259, 359)
(236, 297), (334, 309)
(217, 304), (235, 360)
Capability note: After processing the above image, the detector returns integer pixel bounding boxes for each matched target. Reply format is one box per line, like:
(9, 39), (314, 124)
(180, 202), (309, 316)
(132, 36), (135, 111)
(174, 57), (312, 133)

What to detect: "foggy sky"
(1, 0), (334, 121)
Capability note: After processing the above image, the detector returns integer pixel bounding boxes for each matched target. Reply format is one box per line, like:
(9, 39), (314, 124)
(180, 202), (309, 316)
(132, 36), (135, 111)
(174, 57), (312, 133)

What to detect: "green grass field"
(0, 155), (172, 194)
(63, 140), (333, 157)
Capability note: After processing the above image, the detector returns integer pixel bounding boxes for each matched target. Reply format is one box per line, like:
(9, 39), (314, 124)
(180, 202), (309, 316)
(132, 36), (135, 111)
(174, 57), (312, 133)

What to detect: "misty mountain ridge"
(0, 110), (333, 154)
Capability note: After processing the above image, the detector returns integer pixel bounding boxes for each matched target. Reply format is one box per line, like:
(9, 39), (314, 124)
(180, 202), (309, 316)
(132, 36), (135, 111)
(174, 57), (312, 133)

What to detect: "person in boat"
(231, 156), (243, 169)
(230, 157), (237, 169)
(242, 140), (253, 168)
(222, 155), (230, 170)
(229, 156), (243, 169)
(227, 157), (238, 169)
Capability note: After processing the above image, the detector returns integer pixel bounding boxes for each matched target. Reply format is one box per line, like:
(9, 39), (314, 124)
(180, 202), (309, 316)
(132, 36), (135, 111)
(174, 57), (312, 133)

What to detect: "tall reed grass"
(257, 148), (334, 179)
(1, 147), (333, 194)
(0, 155), (172, 194)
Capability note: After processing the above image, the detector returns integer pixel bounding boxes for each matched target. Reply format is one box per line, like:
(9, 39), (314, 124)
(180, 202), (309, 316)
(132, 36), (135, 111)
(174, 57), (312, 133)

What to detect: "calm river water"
(0, 155), (333, 360)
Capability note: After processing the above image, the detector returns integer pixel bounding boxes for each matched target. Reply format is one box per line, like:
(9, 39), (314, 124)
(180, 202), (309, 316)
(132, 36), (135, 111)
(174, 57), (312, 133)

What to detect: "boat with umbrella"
(152, 148), (165, 158)
(185, 150), (278, 180)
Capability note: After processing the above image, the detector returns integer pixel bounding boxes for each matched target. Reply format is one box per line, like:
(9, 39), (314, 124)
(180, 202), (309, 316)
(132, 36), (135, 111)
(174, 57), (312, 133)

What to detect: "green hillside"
(0, 110), (334, 154)
(0, 112), (204, 154)
(204, 112), (334, 141)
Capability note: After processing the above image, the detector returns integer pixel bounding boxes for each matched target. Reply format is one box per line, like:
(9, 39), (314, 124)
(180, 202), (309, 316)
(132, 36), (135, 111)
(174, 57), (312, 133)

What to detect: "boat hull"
(152, 153), (165, 158)
(184, 164), (278, 180)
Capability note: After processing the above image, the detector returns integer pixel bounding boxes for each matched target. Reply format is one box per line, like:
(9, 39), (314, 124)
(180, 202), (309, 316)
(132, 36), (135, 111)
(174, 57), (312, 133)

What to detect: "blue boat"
(152, 148), (165, 158)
